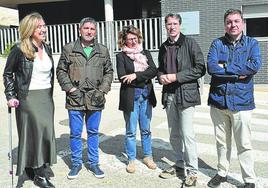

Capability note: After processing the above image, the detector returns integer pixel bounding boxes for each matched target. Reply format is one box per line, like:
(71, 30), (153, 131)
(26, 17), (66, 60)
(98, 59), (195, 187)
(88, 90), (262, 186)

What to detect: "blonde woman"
(3, 12), (56, 188)
(116, 25), (157, 173)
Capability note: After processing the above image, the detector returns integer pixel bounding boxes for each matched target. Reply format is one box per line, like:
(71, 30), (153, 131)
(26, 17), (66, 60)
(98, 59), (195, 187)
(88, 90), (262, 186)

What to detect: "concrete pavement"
(0, 60), (268, 188)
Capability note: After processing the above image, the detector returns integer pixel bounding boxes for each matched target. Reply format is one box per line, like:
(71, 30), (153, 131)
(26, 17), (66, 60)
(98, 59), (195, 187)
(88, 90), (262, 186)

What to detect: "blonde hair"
(19, 12), (44, 60)
(118, 25), (143, 48)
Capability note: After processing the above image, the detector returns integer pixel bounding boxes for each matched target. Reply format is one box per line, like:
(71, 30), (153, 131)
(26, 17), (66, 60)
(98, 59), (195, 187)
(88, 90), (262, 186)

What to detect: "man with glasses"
(207, 9), (262, 188)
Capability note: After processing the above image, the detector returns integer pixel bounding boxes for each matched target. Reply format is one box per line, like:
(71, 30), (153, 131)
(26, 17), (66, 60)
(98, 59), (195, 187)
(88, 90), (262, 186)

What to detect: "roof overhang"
(0, 7), (19, 26)
(0, 0), (68, 9)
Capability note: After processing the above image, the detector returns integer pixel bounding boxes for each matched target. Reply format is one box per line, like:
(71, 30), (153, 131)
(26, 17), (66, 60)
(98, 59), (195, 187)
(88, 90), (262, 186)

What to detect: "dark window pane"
(246, 18), (268, 37)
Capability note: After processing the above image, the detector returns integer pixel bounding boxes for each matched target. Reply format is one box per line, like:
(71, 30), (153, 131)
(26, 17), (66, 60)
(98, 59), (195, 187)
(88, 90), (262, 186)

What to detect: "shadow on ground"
(99, 133), (243, 187)
(12, 128), (243, 187)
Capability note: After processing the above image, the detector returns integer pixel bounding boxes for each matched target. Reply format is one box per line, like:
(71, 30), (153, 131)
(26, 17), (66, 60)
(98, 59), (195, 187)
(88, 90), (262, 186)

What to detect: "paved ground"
(0, 60), (268, 188)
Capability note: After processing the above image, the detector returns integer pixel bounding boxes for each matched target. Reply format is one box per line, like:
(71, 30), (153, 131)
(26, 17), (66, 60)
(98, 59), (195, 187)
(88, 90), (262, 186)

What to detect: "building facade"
(0, 0), (160, 24)
(161, 0), (268, 84)
(0, 0), (267, 83)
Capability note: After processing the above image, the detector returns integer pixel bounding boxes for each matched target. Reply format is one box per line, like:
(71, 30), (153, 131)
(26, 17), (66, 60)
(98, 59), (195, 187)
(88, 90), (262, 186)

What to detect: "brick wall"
(161, 0), (268, 84)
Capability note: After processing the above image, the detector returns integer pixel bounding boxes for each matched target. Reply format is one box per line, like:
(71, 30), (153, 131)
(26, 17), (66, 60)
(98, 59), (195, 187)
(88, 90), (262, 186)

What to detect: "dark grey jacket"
(158, 33), (206, 108)
(56, 38), (113, 110)
(3, 42), (54, 101)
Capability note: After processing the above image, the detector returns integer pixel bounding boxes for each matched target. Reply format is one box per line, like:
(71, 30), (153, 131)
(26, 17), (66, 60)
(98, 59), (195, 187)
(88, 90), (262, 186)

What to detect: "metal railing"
(0, 17), (206, 89)
(0, 17), (162, 55)
(0, 17), (162, 81)
(0, 28), (19, 54)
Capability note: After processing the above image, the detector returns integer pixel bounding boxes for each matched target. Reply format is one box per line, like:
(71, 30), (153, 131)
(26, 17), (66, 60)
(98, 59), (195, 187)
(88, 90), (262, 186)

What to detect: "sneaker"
(244, 183), (255, 188)
(184, 175), (197, 187)
(126, 160), (136, 173)
(88, 164), (105, 179)
(143, 157), (157, 170)
(159, 165), (185, 179)
(207, 174), (227, 187)
(67, 165), (82, 180)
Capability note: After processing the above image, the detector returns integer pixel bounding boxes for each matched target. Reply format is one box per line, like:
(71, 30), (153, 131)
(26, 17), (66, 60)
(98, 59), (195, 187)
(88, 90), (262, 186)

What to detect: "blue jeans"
(68, 110), (101, 167)
(123, 91), (153, 161)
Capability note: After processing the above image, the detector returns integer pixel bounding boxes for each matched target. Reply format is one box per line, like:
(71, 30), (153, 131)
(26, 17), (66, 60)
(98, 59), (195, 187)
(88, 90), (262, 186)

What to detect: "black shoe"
(244, 183), (255, 188)
(207, 174), (227, 187)
(176, 166), (185, 177)
(25, 167), (35, 181)
(33, 175), (55, 188)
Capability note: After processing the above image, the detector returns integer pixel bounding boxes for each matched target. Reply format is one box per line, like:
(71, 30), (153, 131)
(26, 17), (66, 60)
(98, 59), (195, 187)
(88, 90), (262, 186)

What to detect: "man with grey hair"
(207, 9), (262, 188)
(57, 17), (113, 180)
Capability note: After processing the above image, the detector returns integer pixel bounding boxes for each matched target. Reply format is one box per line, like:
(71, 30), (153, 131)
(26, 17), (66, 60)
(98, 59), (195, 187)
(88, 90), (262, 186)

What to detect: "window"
(246, 17), (268, 37)
(243, 4), (268, 40)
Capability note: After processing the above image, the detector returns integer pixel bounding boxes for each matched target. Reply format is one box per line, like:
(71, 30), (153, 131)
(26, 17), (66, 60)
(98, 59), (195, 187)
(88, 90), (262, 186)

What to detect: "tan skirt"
(15, 88), (57, 176)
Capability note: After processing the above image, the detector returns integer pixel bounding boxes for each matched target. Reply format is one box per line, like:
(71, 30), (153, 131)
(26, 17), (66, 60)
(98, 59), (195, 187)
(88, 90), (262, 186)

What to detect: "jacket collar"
(72, 37), (101, 55)
(32, 41), (45, 52)
(163, 33), (185, 48)
(223, 32), (245, 46)
(32, 41), (52, 57)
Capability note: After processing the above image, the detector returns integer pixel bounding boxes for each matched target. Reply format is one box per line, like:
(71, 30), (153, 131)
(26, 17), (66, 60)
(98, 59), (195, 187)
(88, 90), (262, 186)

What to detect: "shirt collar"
(168, 34), (180, 44)
(225, 32), (243, 45)
(165, 33), (185, 47)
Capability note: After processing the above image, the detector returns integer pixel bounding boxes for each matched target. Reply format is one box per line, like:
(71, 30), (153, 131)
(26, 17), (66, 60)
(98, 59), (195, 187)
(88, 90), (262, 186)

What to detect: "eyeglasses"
(126, 37), (138, 41)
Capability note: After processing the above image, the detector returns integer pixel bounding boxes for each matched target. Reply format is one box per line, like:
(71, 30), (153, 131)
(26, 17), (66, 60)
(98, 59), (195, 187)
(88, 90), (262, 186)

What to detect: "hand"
(160, 75), (169, 85)
(218, 64), (224, 68)
(239, 75), (247, 80)
(166, 74), (177, 82)
(121, 73), (136, 84)
(160, 74), (176, 85)
(7, 98), (20, 108)
(69, 87), (77, 93)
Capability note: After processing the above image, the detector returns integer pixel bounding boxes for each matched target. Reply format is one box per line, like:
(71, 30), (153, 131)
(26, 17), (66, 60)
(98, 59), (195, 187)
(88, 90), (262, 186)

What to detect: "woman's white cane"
(8, 107), (14, 188)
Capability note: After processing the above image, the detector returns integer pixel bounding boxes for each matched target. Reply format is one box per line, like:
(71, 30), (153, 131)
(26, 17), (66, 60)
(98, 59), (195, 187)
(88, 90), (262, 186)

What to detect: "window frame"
(244, 12), (268, 41)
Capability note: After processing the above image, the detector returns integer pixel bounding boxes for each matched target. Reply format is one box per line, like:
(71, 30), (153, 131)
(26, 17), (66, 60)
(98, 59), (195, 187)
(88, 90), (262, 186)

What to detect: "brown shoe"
(159, 165), (185, 179)
(126, 160), (136, 173)
(143, 157), (157, 170)
(185, 175), (197, 187)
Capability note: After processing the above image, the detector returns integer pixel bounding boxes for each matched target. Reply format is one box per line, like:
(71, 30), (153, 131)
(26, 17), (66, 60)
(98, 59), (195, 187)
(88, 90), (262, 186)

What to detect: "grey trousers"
(210, 106), (256, 183)
(165, 94), (198, 175)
